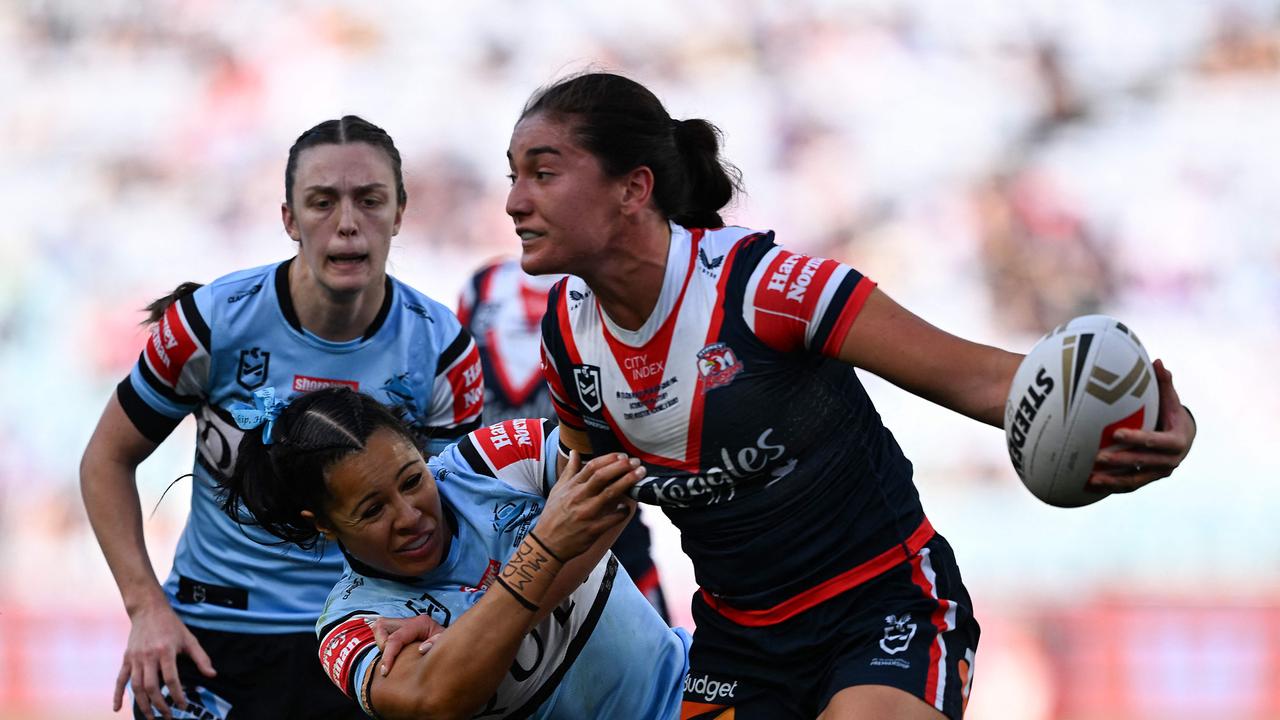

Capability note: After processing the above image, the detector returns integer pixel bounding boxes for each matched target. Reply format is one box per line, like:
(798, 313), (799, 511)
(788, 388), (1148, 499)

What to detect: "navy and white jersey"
(316, 419), (688, 719)
(458, 260), (560, 423)
(540, 223), (932, 616)
(118, 259), (484, 633)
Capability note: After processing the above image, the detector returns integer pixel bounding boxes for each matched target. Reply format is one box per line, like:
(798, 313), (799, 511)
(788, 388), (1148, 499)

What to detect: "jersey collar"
(275, 258), (395, 341)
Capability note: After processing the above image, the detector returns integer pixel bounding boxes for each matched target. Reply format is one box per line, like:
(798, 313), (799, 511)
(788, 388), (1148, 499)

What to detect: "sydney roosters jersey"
(458, 260), (560, 423)
(117, 259), (484, 632)
(317, 419), (688, 719)
(541, 224), (926, 609)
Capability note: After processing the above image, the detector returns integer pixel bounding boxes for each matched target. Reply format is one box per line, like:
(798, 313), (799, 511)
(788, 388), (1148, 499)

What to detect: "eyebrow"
(351, 459), (422, 513)
(302, 182), (390, 195)
(506, 146), (562, 161)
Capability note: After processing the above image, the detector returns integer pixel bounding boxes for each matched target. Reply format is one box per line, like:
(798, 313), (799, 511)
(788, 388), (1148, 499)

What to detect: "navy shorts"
(132, 624), (362, 720)
(681, 533), (979, 719)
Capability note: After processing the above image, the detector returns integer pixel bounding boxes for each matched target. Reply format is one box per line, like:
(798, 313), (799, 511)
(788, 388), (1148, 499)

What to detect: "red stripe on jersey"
(144, 302), (199, 388)
(318, 616), (376, 697)
(550, 289), (587, 429)
(473, 418), (545, 472)
(599, 232), (699, 412)
(819, 276), (877, 357)
(685, 230), (737, 466)
(699, 517), (935, 626)
(909, 551), (951, 710)
(556, 267), (697, 471)
(487, 327), (546, 406)
(447, 343), (484, 423)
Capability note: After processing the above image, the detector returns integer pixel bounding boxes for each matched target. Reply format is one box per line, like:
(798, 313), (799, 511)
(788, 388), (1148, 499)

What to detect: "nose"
(337, 197), (358, 237)
(391, 495), (422, 533)
(506, 179), (531, 221)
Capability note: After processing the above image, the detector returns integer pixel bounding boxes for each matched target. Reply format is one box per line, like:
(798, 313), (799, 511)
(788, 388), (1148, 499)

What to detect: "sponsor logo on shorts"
(684, 672), (740, 703)
(157, 684), (232, 719)
(880, 613), (917, 655)
(293, 375), (359, 392)
(870, 657), (911, 669)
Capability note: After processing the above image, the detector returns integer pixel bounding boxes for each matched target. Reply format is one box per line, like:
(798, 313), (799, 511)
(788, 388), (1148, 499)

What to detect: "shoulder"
(389, 276), (461, 329)
(442, 418), (554, 495)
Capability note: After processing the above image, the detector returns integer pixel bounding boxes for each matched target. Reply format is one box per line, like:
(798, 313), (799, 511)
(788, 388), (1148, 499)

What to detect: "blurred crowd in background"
(2, 1), (1277, 718)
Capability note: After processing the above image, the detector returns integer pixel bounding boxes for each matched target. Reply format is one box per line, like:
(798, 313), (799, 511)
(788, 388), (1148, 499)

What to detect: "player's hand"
(114, 600), (216, 719)
(535, 451), (643, 559)
(374, 615), (446, 677)
(1087, 359), (1196, 493)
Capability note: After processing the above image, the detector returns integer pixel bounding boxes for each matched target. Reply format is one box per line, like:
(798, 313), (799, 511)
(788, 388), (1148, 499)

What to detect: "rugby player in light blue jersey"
(80, 116), (484, 720)
(220, 388), (688, 719)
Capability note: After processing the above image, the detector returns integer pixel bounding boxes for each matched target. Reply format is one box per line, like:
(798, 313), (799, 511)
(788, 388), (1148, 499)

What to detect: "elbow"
(377, 688), (471, 720)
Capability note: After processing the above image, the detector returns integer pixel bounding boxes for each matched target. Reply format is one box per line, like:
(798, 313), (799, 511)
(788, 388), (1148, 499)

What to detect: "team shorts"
(132, 624), (363, 720)
(681, 534), (979, 720)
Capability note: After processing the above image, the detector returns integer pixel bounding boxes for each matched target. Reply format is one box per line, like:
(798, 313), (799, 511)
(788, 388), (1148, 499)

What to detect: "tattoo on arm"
(501, 537), (558, 593)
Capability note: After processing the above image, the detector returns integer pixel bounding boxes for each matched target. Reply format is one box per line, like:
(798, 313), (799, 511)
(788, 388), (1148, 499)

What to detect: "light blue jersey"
(119, 260), (484, 633)
(317, 420), (688, 719)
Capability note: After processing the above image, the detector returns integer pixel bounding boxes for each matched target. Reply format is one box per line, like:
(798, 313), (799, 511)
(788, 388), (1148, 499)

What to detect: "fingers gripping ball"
(1004, 315), (1159, 507)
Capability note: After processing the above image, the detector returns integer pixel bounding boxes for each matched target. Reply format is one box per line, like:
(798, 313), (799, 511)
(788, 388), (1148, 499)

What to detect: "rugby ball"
(1004, 315), (1159, 507)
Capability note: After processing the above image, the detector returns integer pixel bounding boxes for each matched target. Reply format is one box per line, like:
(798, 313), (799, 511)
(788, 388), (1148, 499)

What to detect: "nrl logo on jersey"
(696, 342), (742, 391)
(236, 348), (270, 390)
(573, 364), (603, 412)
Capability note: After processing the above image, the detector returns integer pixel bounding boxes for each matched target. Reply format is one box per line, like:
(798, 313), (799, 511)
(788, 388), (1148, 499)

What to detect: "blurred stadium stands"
(2, 1), (1277, 717)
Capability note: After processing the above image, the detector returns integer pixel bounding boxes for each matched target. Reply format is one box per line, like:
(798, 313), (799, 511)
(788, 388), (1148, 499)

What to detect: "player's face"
(506, 113), (628, 276)
(318, 429), (450, 578)
(282, 142), (404, 297)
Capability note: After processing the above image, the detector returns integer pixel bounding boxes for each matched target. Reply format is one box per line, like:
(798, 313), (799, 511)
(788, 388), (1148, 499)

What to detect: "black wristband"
(495, 576), (538, 612)
(558, 439), (596, 462)
(527, 531), (565, 564)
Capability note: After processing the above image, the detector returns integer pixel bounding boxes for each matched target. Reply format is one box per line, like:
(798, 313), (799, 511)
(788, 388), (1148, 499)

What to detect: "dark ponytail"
(520, 72), (742, 229)
(220, 387), (418, 549)
(142, 282), (203, 325)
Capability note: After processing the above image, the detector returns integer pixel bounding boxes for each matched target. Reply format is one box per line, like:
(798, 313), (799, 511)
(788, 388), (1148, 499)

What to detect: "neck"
(584, 217), (672, 332)
(288, 260), (386, 341)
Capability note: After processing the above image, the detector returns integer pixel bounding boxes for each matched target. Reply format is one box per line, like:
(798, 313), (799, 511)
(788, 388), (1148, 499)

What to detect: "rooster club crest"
(879, 614), (917, 655)
(573, 364), (603, 412)
(236, 348), (270, 390)
(696, 342), (742, 391)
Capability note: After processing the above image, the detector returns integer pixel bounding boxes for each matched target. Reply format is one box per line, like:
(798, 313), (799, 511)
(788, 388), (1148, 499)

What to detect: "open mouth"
(397, 530), (434, 555)
(328, 253), (369, 268)
(516, 229), (544, 243)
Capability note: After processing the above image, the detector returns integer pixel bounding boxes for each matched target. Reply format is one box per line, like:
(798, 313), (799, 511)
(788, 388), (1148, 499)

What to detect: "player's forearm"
(80, 448), (167, 615)
(375, 535), (564, 720)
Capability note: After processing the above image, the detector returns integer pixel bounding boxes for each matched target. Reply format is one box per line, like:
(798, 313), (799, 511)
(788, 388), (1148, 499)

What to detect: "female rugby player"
(221, 387), (687, 719)
(505, 72), (1197, 719)
(80, 116), (483, 719)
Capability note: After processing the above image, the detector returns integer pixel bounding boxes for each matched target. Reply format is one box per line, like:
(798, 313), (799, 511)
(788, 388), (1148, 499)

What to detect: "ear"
(618, 165), (656, 217)
(391, 200), (406, 237)
(282, 202), (302, 242)
(300, 509), (336, 541)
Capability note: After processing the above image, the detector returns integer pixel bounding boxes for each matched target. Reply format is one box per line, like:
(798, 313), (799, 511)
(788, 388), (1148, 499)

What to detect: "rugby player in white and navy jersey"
(80, 117), (484, 720)
(459, 258), (672, 622)
(507, 74), (1197, 720)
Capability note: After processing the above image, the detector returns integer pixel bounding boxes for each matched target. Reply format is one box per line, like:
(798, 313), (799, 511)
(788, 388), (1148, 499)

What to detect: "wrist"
(124, 587), (172, 618)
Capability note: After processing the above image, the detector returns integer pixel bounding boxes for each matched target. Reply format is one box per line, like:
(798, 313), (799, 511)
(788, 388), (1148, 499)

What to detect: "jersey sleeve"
(454, 418), (554, 496)
(423, 323), (485, 456)
(117, 289), (213, 443)
(739, 243), (877, 357)
(539, 280), (585, 431)
(317, 601), (413, 717)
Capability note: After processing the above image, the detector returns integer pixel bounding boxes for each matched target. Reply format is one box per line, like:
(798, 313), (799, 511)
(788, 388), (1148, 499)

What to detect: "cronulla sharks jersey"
(118, 260), (484, 632)
(541, 224), (930, 612)
(317, 419), (688, 719)
(458, 260), (559, 423)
